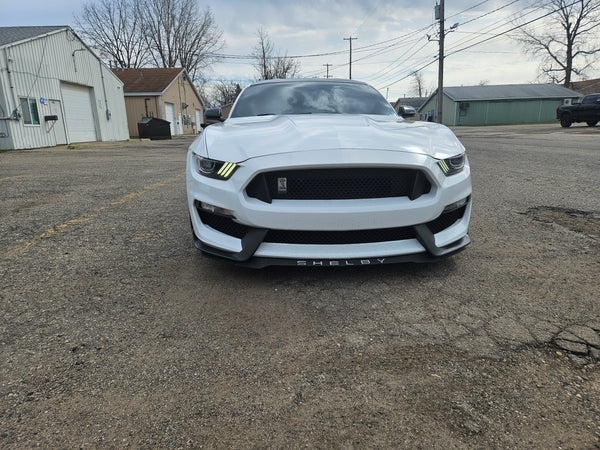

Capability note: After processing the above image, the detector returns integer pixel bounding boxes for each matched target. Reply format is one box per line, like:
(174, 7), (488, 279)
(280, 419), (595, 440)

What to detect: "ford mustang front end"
(186, 79), (471, 267)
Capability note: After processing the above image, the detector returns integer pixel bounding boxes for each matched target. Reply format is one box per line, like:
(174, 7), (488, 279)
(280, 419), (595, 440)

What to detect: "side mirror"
(204, 108), (224, 122)
(398, 105), (417, 118)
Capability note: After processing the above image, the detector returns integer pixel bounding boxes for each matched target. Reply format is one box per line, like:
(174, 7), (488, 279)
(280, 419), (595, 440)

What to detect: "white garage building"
(0, 26), (128, 150)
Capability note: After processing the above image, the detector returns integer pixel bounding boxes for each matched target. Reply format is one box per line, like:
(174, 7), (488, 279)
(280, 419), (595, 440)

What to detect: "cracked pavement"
(1, 124), (599, 447)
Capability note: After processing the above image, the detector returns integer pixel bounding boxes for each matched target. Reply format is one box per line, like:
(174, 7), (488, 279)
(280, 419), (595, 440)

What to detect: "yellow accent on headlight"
(194, 154), (239, 180)
(218, 162), (237, 178)
(438, 154), (465, 176)
(438, 159), (450, 173)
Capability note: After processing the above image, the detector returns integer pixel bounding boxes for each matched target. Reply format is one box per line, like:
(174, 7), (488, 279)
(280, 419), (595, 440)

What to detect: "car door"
(593, 95), (600, 120)
(581, 94), (600, 121)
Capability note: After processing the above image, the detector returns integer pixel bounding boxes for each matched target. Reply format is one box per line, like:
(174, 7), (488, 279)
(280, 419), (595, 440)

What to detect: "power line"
(458, 0), (522, 28)
(351, 0), (383, 36)
(310, 0), (533, 84)
(368, 0), (545, 89)
(444, 0), (554, 54)
(365, 39), (433, 85)
(207, 0), (568, 93)
(207, 21), (440, 62)
(446, 0), (492, 20)
(372, 1), (554, 89)
(377, 0), (581, 90)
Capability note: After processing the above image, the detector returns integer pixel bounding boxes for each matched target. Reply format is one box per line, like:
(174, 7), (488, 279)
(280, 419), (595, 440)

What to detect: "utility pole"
(323, 63), (333, 78)
(436, 0), (445, 124)
(343, 36), (357, 79)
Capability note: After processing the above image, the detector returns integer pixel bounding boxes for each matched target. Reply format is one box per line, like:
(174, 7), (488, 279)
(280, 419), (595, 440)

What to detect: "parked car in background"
(186, 79), (471, 268)
(556, 93), (600, 127)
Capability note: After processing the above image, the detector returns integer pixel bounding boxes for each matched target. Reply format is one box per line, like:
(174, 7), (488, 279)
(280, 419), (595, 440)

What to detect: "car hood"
(197, 114), (465, 162)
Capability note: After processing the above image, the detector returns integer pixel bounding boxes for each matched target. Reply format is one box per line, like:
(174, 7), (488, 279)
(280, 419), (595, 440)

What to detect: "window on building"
(19, 98), (40, 125)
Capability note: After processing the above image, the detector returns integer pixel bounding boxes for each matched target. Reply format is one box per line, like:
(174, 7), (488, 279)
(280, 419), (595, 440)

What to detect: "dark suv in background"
(556, 93), (600, 127)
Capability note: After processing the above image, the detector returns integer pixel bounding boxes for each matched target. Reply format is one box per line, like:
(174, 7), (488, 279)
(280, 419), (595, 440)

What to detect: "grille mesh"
(246, 168), (430, 202)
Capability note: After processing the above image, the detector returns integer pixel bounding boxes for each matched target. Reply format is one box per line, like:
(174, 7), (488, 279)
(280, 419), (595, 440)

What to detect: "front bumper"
(193, 224), (470, 268)
(187, 148), (472, 268)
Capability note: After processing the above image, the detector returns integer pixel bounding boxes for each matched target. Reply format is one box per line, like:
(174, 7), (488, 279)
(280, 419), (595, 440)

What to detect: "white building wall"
(0, 54), (15, 149)
(0, 28), (128, 150)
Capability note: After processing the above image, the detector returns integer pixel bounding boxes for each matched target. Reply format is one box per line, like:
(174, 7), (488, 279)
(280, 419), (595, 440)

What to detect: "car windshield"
(582, 94), (599, 104)
(230, 81), (397, 118)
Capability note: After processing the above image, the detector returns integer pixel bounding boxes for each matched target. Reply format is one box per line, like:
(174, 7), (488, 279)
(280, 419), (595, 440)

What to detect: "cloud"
(3, 0), (598, 99)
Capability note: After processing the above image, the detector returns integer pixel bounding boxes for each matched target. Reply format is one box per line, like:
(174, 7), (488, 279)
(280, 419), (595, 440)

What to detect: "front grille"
(246, 168), (430, 203)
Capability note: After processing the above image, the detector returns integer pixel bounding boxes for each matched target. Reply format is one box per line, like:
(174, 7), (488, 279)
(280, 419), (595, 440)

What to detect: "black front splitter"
(194, 235), (470, 269)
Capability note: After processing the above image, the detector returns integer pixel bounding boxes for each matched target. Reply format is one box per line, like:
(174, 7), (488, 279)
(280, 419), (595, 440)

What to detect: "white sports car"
(186, 79), (471, 267)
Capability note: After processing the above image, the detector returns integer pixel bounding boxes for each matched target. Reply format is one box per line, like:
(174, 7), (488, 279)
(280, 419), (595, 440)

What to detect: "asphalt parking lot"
(1, 123), (599, 447)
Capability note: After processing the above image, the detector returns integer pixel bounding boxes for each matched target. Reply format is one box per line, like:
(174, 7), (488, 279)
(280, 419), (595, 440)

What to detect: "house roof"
(112, 68), (185, 94)
(441, 83), (581, 102)
(570, 78), (600, 96)
(394, 97), (428, 109)
(0, 26), (67, 47)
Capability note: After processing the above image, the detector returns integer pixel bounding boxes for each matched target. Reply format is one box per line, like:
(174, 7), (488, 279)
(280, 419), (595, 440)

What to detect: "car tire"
(560, 114), (573, 128)
(586, 120), (598, 127)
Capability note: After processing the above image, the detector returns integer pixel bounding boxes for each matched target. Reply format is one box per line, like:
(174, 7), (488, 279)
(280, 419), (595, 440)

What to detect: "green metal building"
(418, 83), (582, 126)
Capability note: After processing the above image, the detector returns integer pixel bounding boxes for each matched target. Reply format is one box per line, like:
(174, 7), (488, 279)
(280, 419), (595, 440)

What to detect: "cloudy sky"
(2, 0), (597, 100)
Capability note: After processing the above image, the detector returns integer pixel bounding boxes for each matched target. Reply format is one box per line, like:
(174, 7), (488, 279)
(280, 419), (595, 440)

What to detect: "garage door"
(60, 83), (97, 143)
(165, 102), (176, 135)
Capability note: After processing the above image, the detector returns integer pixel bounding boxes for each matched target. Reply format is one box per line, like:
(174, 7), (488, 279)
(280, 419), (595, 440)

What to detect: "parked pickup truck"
(556, 93), (600, 127)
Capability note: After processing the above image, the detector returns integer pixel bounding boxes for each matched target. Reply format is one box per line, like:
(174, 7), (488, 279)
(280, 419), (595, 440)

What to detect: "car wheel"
(586, 120), (598, 127)
(560, 114), (573, 128)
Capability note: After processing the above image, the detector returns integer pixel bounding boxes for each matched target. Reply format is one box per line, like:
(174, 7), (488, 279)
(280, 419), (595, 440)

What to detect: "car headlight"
(437, 153), (465, 176)
(193, 154), (238, 180)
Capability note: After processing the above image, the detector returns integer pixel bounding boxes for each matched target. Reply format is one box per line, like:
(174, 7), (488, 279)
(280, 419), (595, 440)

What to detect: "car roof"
(248, 78), (370, 87)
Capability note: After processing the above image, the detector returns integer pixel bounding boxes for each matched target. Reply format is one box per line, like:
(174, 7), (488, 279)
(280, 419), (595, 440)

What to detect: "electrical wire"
(378, 0), (583, 90)
(444, 1), (553, 55)
(302, 0), (533, 83)
(207, 0), (583, 92)
(10, 35), (51, 120)
(372, 1), (555, 89)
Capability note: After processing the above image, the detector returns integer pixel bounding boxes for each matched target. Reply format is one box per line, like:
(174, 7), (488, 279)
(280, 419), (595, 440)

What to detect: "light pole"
(432, 1), (457, 124)
(436, 0), (445, 124)
(343, 36), (357, 79)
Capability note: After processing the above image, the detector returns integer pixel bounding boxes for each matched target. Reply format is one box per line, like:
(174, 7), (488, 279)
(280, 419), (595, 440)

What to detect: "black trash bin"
(137, 117), (172, 140)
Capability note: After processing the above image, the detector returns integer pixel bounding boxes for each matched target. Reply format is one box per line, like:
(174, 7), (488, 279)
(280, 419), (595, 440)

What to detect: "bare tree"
(253, 28), (272, 81)
(210, 81), (243, 107)
(251, 28), (300, 80)
(516, 0), (600, 87)
(76, 0), (224, 79)
(411, 71), (425, 97)
(74, 0), (149, 68)
(137, 0), (224, 80)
